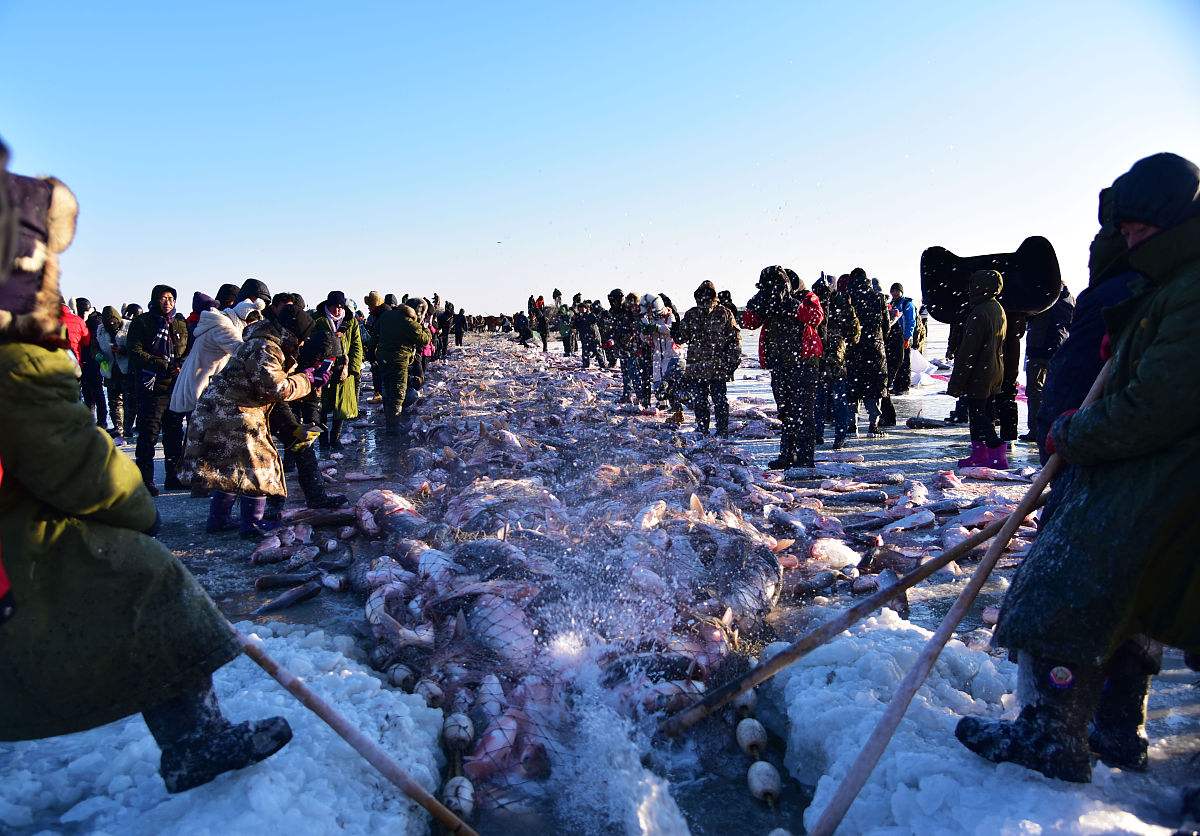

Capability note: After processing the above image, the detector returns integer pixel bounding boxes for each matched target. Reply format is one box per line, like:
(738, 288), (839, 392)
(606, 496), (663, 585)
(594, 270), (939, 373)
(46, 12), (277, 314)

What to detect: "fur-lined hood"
(0, 174), (78, 342)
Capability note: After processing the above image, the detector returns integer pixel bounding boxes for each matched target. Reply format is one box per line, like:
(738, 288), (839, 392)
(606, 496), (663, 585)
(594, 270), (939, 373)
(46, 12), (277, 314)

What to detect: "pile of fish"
(238, 336), (1044, 825)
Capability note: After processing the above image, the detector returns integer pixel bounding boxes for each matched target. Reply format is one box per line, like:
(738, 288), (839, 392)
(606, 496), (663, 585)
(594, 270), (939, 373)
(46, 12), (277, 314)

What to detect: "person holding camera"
(742, 265), (825, 469)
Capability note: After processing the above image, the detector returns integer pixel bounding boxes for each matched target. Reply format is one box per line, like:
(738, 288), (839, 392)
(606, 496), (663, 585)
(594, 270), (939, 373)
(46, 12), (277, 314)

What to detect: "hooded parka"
(0, 342), (238, 739)
(946, 270), (1007, 400)
(995, 158), (1200, 664)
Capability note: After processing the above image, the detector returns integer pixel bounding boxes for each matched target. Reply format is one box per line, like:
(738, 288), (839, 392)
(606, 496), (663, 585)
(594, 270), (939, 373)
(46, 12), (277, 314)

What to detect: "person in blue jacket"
(886, 283), (916, 396)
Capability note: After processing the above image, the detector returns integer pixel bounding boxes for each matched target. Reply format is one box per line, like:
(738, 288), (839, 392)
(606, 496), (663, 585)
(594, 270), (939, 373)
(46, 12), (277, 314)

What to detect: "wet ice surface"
(7, 329), (1195, 835)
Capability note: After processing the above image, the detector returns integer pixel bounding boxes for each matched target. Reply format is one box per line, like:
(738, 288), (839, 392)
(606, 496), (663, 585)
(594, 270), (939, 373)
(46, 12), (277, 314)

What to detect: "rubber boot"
(142, 675), (292, 794)
(955, 652), (1098, 783)
(239, 495), (271, 539)
(957, 441), (987, 469)
(296, 445), (348, 509)
(984, 443), (1010, 470)
(205, 491), (238, 534)
(1088, 644), (1155, 771)
(263, 496), (285, 524)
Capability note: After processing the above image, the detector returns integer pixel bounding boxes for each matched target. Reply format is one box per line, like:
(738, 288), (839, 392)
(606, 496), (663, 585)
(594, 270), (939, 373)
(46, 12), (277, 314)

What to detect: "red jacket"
(741, 291), (824, 368)
(60, 304), (90, 366)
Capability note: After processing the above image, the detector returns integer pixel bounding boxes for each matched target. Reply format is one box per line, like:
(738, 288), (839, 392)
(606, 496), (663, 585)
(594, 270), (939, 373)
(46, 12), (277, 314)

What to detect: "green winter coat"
(0, 343), (238, 740)
(677, 302), (739, 381)
(995, 215), (1200, 664)
(376, 303), (431, 361)
(315, 312), (364, 420)
(946, 270), (1007, 400)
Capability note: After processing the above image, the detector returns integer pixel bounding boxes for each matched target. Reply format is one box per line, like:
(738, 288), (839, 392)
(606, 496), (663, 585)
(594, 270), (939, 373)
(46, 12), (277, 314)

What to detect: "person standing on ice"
(127, 282), (189, 494)
(886, 282), (916, 396)
(945, 269), (1008, 469)
(375, 293), (432, 434)
(957, 152), (1200, 784)
(742, 265), (824, 469)
(574, 300), (608, 369)
(845, 268), (889, 437)
(677, 279), (740, 435)
(1019, 283), (1075, 443)
(0, 160), (294, 791)
(824, 275), (861, 449)
(556, 303), (575, 355)
(645, 294), (684, 422)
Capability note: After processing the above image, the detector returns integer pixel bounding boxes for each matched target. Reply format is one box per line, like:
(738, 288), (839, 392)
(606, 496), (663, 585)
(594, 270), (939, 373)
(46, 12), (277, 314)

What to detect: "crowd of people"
(501, 269), (938, 469)
(0, 133), (1196, 821)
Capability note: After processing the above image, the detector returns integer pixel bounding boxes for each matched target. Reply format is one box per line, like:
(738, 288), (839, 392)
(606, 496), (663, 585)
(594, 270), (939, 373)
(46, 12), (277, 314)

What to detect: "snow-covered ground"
(0, 623), (444, 836)
(759, 610), (1191, 835)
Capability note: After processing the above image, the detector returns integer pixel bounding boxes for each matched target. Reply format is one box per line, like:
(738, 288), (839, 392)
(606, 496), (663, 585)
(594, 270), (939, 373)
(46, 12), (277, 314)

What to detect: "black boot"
(768, 432), (795, 470)
(296, 446), (348, 509)
(143, 675), (292, 794)
(329, 418), (344, 451)
(139, 461), (160, 496)
(956, 652), (1098, 783)
(163, 462), (186, 491)
(1089, 642), (1156, 771)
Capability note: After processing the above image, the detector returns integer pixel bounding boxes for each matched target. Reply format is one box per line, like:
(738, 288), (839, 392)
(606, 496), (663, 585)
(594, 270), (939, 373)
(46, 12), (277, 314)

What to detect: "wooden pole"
(808, 360), (1110, 836)
(234, 628), (479, 836)
(659, 500), (1043, 738)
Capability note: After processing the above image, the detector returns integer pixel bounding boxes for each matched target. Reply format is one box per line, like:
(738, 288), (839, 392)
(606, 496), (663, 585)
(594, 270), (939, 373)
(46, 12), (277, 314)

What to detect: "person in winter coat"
(513, 311), (532, 346)
(361, 290), (386, 402)
(127, 284), (189, 493)
(886, 283), (916, 396)
(958, 152), (1200, 786)
(376, 295), (432, 434)
(1019, 285), (1075, 441)
(313, 291), (362, 451)
(1034, 212), (1135, 462)
(96, 305), (133, 442)
(677, 280), (740, 435)
(915, 302), (930, 355)
(533, 305), (550, 352)
(824, 276), (862, 449)
(181, 311), (330, 537)
(644, 296), (684, 421)
(945, 269), (1008, 468)
(845, 268), (889, 436)
(435, 301), (454, 359)
(573, 302), (608, 370)
(453, 307), (467, 346)
(743, 266), (825, 468)
(59, 299), (89, 367)
(0, 165), (292, 790)
(169, 299), (263, 418)
(401, 298), (433, 414)
(556, 306), (575, 355)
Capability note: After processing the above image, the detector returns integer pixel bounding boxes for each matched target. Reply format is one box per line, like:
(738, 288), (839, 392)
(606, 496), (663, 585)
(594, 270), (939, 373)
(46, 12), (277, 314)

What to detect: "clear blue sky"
(3, 1), (1197, 314)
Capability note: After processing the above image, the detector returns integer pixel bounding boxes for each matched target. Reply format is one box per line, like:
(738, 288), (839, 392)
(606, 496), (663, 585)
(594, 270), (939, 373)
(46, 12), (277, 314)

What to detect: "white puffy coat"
(169, 305), (254, 413)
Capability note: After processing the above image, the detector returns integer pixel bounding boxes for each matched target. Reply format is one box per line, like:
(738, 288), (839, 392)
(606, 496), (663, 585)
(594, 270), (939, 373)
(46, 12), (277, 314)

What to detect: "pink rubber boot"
(984, 443), (1010, 470)
(957, 441), (987, 469)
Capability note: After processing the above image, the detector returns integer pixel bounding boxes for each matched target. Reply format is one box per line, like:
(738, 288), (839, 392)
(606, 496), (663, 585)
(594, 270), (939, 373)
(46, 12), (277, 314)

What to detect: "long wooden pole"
(808, 361), (1110, 836)
(234, 628), (478, 836)
(659, 500), (1043, 738)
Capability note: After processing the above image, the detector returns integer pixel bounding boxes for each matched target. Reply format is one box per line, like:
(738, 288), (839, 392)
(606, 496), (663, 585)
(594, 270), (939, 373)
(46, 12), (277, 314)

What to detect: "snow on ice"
(0, 622), (443, 836)
(759, 609), (1178, 835)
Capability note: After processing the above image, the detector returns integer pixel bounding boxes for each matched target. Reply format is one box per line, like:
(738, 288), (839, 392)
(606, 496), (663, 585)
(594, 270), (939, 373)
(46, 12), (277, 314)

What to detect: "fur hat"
(0, 171), (79, 342)
(232, 298), (264, 323)
(364, 290), (384, 308)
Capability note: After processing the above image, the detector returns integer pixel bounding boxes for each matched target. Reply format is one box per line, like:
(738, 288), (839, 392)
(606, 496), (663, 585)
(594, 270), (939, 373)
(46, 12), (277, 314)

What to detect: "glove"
(1044, 408), (1078, 457)
(745, 290), (769, 317)
(1099, 332), (1112, 361)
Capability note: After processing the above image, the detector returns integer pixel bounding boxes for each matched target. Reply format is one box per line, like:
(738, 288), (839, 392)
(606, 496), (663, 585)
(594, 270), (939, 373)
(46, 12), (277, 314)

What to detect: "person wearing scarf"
(127, 283), (189, 493)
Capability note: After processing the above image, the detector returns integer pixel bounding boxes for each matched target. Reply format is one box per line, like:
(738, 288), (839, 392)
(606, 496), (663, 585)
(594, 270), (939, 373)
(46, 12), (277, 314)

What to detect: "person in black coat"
(1020, 285), (1075, 441)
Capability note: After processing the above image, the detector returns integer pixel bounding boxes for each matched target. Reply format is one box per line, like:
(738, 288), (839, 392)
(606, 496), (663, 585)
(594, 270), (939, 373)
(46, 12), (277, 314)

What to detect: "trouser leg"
(1025, 361), (1047, 435)
(967, 398), (1001, 446)
(692, 380), (711, 433)
(163, 408), (186, 484)
(136, 390), (166, 485)
(712, 379), (729, 435)
(106, 377), (125, 437)
(831, 378), (850, 442)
